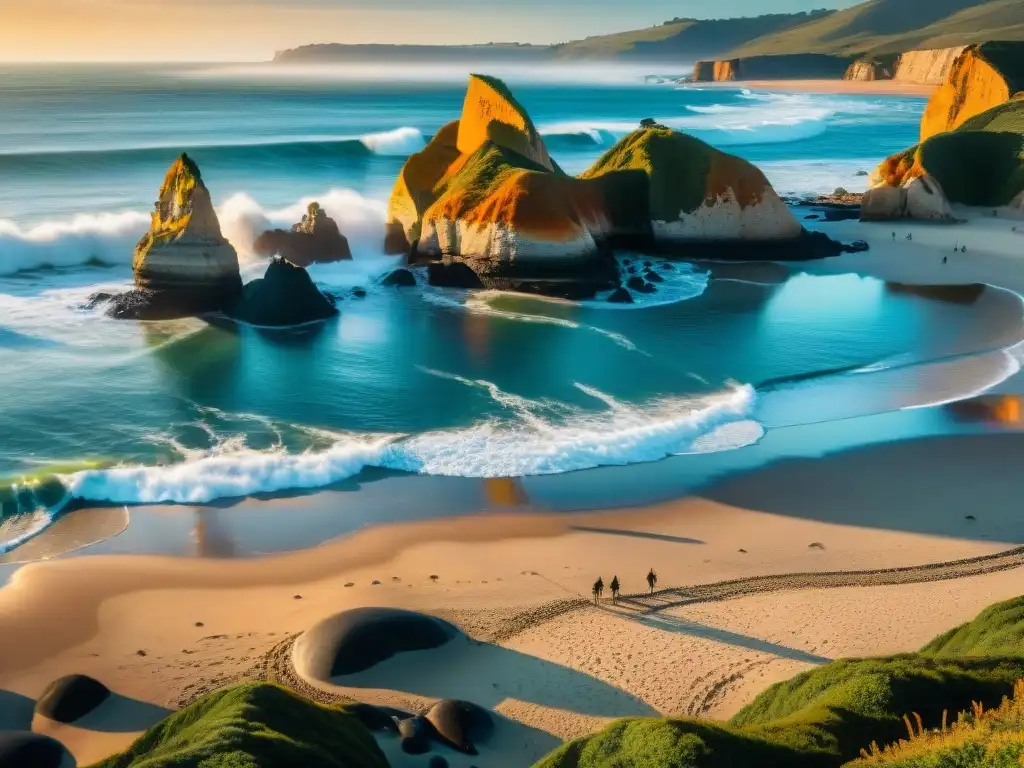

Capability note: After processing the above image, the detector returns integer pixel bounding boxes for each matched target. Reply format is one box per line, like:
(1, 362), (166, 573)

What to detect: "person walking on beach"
(961, 245), (967, 253)
(592, 577), (604, 604)
(610, 575), (620, 603)
(906, 233), (912, 241)
(892, 232), (896, 241)
(942, 256), (947, 264)
(646, 568), (657, 595)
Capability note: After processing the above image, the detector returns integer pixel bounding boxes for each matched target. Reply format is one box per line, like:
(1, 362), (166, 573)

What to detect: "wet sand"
(717, 79), (938, 96)
(3, 209), (1024, 764)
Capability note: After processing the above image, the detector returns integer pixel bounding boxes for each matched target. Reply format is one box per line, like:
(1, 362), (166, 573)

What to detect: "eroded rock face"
(386, 75), (836, 297)
(861, 174), (954, 222)
(254, 202), (352, 266)
(104, 154), (241, 319)
(921, 42), (1024, 140)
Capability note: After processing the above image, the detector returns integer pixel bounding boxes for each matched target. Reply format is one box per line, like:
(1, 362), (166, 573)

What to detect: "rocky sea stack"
(386, 74), (845, 299)
(254, 202), (352, 266)
(99, 154), (242, 320)
(228, 258), (338, 327)
(863, 43), (1024, 221)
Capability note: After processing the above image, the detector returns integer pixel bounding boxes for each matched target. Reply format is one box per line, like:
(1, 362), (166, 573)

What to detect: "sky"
(0, 0), (859, 62)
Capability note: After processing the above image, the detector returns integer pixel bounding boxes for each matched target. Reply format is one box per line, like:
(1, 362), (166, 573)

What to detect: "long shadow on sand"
(63, 691), (172, 733)
(329, 634), (658, 719)
(569, 525), (704, 545)
(698, 432), (1024, 543)
(0, 690), (35, 730)
(621, 611), (831, 665)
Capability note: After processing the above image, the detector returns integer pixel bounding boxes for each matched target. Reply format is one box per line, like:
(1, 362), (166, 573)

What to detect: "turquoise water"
(1, 63), (1020, 553)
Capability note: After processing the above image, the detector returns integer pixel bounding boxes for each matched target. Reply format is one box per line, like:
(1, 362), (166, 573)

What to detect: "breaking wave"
(52, 379), (758, 509)
(0, 188), (389, 275)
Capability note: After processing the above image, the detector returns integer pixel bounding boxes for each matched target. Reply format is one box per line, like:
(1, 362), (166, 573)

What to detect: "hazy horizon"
(2, 1), (856, 63)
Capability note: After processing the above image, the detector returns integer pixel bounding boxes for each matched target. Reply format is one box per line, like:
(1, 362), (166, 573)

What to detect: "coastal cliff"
(844, 48), (964, 84)
(692, 54), (855, 82)
(920, 42), (1024, 140)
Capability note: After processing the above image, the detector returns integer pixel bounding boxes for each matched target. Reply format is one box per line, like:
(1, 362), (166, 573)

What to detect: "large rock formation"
(845, 48), (965, 84)
(228, 258), (337, 327)
(580, 127), (802, 242)
(920, 42), (1024, 140)
(692, 53), (854, 82)
(100, 154), (242, 320)
(254, 202), (351, 266)
(386, 75), (840, 298)
(863, 96), (1024, 218)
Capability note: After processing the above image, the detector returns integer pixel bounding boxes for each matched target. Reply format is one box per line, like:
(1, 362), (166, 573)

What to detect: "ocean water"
(1, 62), (1019, 554)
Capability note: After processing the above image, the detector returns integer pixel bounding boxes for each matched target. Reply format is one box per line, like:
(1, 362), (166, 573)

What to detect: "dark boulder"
(292, 607), (459, 678)
(382, 268), (417, 287)
(607, 287), (634, 304)
(35, 674), (109, 723)
(426, 262), (485, 289)
(426, 699), (494, 755)
(643, 269), (664, 283)
(347, 703), (410, 732)
(228, 258), (337, 327)
(397, 716), (433, 754)
(627, 276), (656, 294)
(0, 733), (65, 768)
(253, 202), (352, 266)
(428, 757), (450, 768)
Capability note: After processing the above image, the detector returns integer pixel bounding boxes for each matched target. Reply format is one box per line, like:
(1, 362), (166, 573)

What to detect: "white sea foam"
(61, 380), (759, 505)
(359, 126), (426, 156)
(0, 188), (389, 276)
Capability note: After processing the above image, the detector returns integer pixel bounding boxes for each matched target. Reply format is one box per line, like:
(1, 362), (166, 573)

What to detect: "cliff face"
(893, 46), (965, 84)
(456, 74), (554, 170)
(692, 53), (854, 82)
(921, 42), (1024, 140)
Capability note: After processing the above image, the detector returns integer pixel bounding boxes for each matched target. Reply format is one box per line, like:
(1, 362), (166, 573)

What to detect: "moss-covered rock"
(228, 258), (337, 327)
(864, 95), (1024, 217)
(581, 127), (802, 242)
(91, 682), (388, 768)
(254, 202), (352, 266)
(921, 42), (1024, 141)
(106, 154), (242, 320)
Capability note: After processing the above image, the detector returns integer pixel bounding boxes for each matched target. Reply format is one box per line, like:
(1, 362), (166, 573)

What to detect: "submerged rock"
(426, 699), (494, 755)
(228, 258), (337, 327)
(607, 287), (634, 304)
(106, 154), (241, 320)
(254, 202), (352, 266)
(627, 275), (656, 294)
(382, 268), (417, 287)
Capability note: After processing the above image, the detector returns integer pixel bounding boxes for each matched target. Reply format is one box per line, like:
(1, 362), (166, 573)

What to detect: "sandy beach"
(4, 204), (1024, 765)
(716, 79), (940, 96)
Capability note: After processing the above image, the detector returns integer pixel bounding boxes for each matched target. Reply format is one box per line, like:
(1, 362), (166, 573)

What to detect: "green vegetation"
(90, 682), (388, 768)
(923, 595), (1024, 657)
(958, 95), (1024, 133)
(581, 128), (715, 220)
(852, 680), (1024, 766)
(729, 0), (1024, 57)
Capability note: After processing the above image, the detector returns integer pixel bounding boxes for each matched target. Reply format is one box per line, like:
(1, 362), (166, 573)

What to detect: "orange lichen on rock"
(920, 43), (1023, 140)
(455, 74), (554, 171)
(384, 121), (462, 253)
(874, 147), (924, 189)
(705, 152), (773, 208)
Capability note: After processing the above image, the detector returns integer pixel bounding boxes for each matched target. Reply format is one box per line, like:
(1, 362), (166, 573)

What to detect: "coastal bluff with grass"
(861, 41), (1024, 220)
(386, 74), (843, 300)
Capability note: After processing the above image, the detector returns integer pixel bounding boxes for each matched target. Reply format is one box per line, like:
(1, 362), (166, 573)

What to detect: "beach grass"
(90, 682), (388, 768)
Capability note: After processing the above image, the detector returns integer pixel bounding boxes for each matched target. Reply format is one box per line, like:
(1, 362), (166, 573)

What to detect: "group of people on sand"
(891, 231), (967, 265)
(592, 569), (659, 604)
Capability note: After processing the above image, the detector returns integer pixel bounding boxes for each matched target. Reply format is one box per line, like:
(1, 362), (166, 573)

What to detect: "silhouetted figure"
(610, 575), (620, 603)
(892, 232), (896, 241)
(592, 577), (604, 604)
(646, 568), (657, 595)
(961, 245), (967, 253)
(942, 256), (947, 264)
(905, 233), (912, 241)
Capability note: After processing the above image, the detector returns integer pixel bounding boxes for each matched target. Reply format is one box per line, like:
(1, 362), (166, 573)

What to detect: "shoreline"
(698, 78), (939, 96)
(4, 209), (1024, 764)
